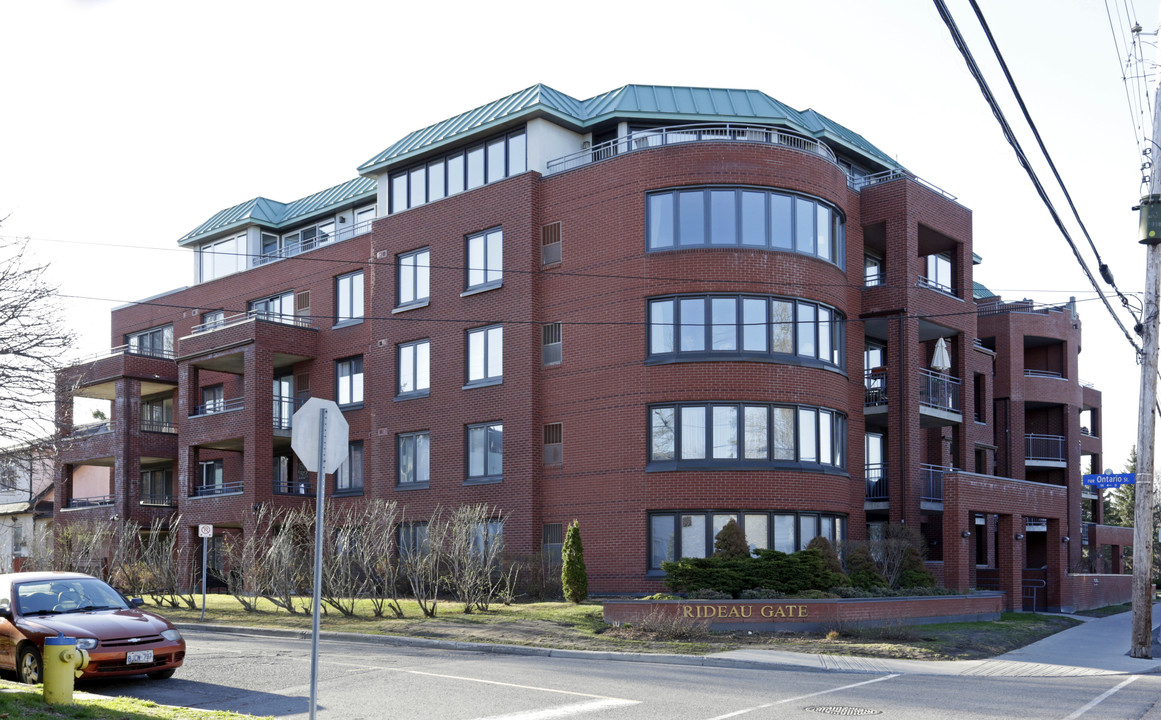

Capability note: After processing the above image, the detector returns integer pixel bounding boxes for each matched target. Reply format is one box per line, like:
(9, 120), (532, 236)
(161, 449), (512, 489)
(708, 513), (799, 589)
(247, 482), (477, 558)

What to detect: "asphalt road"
(77, 629), (1161, 719)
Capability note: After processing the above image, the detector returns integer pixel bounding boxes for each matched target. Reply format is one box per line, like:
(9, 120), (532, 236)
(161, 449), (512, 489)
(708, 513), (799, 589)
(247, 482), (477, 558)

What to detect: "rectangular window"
(651, 514), (676, 569)
(201, 384), (224, 414)
(648, 193), (674, 250)
(865, 254), (883, 287)
(126, 325), (173, 358)
(466, 145), (485, 189)
(397, 248), (430, 307)
(447, 153), (465, 196)
(467, 422), (503, 480)
(391, 173), (408, 214)
(678, 191), (705, 246)
(743, 406), (768, 459)
(650, 299), (675, 354)
(542, 523), (563, 563)
(200, 310), (225, 331)
(397, 340), (431, 397)
(141, 396), (174, 433)
(140, 468), (173, 505)
(795, 197), (815, 255)
(466, 228), (503, 290)
(471, 520), (503, 558)
(742, 298), (767, 352)
(681, 514), (708, 559)
(741, 191), (767, 246)
(336, 441), (363, 492)
(398, 431), (430, 486)
(198, 459), (223, 493)
(487, 138), (506, 184)
(679, 297), (705, 352)
(712, 405), (738, 459)
(428, 161), (445, 202)
(336, 356), (364, 407)
(709, 190), (736, 245)
(680, 406), (706, 460)
(199, 234), (245, 282)
(249, 291), (295, 324)
(924, 253), (954, 293)
(466, 325), (502, 385)
(774, 514), (795, 552)
(543, 423), (563, 465)
(542, 323), (562, 366)
(399, 522), (429, 557)
(335, 270), (364, 323)
(508, 132), (527, 174)
(651, 407), (675, 461)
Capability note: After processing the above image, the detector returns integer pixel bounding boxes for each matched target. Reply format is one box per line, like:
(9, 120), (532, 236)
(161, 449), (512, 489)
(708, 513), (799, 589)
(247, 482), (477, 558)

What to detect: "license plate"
(126, 650), (153, 664)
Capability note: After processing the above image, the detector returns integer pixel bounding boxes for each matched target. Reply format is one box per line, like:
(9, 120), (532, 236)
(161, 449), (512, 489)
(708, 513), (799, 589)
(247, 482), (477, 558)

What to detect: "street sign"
(198, 524), (213, 538)
(291, 398), (349, 474)
(1082, 473), (1136, 489)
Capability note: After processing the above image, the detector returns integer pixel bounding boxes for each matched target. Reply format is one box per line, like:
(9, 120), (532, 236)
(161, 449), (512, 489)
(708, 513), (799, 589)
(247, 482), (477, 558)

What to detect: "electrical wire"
(967, 0), (1141, 325)
(931, 0), (1143, 355)
(1107, 0), (1146, 155)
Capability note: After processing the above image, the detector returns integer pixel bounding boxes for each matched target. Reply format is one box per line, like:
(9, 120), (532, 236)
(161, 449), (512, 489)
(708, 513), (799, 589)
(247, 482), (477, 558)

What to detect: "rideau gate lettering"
(681, 604), (809, 619)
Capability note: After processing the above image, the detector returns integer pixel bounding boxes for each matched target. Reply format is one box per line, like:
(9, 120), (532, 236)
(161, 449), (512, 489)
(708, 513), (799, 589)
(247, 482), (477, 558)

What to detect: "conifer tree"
(561, 520), (588, 603)
(713, 519), (750, 559)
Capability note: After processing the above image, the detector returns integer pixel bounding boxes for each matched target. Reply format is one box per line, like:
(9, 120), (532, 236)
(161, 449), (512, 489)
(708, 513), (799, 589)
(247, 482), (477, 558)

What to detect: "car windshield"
(14, 578), (131, 615)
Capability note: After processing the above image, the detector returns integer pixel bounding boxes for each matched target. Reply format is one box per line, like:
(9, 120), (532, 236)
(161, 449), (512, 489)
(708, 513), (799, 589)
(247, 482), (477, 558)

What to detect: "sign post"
(198, 524), (213, 621)
(291, 398), (348, 720)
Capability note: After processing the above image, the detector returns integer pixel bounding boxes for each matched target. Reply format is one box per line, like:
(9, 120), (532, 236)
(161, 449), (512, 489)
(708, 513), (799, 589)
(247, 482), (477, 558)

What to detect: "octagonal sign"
(291, 397), (349, 474)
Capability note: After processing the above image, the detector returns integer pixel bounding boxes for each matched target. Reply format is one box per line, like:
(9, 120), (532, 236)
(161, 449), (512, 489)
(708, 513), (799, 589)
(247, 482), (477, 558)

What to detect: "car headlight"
(160, 629), (182, 642)
(75, 638), (98, 650)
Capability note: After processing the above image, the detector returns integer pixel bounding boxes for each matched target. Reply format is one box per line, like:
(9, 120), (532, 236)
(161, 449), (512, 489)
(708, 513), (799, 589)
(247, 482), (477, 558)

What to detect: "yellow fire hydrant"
(43, 633), (89, 705)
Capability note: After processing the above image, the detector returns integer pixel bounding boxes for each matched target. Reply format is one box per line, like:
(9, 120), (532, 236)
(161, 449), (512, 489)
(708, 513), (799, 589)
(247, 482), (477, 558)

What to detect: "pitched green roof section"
(358, 83), (905, 177)
(973, 281), (997, 300)
(179, 177), (376, 247)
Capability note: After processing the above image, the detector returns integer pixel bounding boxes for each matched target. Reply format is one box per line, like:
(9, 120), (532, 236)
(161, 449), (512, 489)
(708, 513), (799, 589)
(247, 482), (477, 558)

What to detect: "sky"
(0, 0), (1155, 471)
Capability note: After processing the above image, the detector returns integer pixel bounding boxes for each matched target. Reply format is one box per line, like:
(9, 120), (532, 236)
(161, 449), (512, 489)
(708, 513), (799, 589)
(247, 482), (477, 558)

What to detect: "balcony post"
(1045, 518), (1066, 612)
(941, 479), (971, 592)
(996, 514), (1023, 612)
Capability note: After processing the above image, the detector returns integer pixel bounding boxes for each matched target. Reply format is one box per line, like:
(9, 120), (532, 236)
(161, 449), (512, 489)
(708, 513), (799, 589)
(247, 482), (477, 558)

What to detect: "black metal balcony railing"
(864, 370), (888, 407)
(1081, 521), (1093, 546)
(191, 397), (244, 417)
(919, 369), (961, 413)
(141, 420), (177, 434)
(545, 123), (839, 175)
(1024, 369), (1064, 379)
(273, 396), (307, 431)
(69, 494), (114, 508)
(191, 481), (244, 498)
(1080, 426), (1096, 438)
(865, 463), (888, 500)
(864, 272), (885, 288)
(139, 493), (176, 507)
(1025, 434), (1066, 462)
(273, 479), (313, 496)
(920, 464), (947, 502)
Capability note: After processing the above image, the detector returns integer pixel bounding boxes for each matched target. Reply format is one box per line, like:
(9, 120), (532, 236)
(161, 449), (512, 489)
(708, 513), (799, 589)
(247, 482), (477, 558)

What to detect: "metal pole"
(309, 408), (326, 719)
(200, 536), (207, 622)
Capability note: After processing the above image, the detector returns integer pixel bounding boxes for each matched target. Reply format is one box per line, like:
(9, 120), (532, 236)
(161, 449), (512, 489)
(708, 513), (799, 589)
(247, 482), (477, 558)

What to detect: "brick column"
(942, 478), (971, 591)
(1045, 517), (1066, 611)
(997, 514), (1024, 611)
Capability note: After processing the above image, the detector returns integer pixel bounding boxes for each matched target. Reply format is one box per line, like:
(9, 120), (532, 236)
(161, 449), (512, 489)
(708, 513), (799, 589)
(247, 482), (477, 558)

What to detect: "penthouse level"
(55, 83), (1120, 611)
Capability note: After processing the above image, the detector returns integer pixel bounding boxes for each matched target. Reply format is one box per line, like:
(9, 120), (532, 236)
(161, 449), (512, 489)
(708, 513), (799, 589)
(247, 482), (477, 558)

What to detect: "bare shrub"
(623, 608), (711, 641)
(260, 507), (313, 615)
(441, 504), (506, 613)
(223, 505), (274, 611)
(399, 508), (443, 618)
(359, 501), (404, 619)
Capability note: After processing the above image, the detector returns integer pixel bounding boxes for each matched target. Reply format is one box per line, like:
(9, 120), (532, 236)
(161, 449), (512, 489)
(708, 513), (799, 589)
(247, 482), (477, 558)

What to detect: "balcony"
(70, 421), (111, 438)
(1025, 434), (1067, 467)
(920, 464), (947, 504)
(251, 219), (373, 268)
(545, 123), (839, 176)
(865, 463), (888, 501)
(273, 479), (313, 496)
(139, 492), (176, 507)
(191, 397), (244, 418)
(1024, 369), (1063, 379)
(864, 370), (888, 408)
(67, 494), (114, 509)
(191, 481), (244, 498)
(917, 275), (956, 297)
(273, 396), (306, 435)
(919, 369), (962, 426)
(141, 420), (177, 434)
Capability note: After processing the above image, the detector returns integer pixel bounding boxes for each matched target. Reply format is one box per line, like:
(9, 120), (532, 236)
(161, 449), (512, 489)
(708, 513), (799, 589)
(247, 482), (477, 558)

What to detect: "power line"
(966, 0), (1141, 325)
(931, 0), (1143, 355)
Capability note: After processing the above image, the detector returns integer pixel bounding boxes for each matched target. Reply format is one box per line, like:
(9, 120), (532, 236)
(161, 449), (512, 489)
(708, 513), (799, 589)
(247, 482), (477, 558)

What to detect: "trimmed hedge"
(662, 547), (845, 598)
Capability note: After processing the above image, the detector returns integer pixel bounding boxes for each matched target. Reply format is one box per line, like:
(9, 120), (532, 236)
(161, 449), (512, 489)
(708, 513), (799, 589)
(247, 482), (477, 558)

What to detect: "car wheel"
(148, 668), (176, 680)
(18, 646), (42, 685)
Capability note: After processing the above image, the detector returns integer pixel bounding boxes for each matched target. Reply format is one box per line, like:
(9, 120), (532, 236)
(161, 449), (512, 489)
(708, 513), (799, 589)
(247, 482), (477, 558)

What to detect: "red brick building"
(54, 84), (1128, 610)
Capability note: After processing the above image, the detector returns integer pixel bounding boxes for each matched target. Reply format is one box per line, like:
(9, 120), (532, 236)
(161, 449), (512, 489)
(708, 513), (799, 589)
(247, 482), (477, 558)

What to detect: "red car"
(0, 572), (185, 683)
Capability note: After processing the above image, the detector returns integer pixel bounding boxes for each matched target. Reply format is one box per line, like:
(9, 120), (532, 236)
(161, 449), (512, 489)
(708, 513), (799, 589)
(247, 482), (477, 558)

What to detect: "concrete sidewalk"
(711, 603), (1161, 677)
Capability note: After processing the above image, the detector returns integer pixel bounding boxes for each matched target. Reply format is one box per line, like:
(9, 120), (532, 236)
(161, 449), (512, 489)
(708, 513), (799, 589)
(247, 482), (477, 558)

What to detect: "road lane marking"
(398, 668), (634, 701)
(703, 674), (901, 719)
(1062, 675), (1140, 720)
(469, 698), (639, 720)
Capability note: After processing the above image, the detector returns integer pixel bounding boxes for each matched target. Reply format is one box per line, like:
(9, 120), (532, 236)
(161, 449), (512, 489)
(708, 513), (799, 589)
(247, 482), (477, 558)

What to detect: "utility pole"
(1131, 16), (1161, 657)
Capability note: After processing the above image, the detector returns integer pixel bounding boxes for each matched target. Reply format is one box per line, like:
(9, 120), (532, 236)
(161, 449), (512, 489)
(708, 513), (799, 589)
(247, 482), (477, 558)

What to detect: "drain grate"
(805, 706), (882, 716)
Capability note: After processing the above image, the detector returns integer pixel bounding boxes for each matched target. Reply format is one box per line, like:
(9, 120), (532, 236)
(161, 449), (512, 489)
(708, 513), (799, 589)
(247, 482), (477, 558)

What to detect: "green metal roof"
(180, 176), (376, 246)
(358, 83), (903, 176)
(973, 281), (997, 300)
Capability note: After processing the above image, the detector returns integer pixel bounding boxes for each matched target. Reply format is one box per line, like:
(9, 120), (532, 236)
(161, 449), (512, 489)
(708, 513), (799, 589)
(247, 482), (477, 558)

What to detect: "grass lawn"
(0, 680), (268, 719)
(151, 593), (1089, 661)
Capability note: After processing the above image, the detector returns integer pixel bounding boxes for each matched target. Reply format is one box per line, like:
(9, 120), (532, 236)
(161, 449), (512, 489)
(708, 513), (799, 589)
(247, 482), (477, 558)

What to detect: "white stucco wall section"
(526, 118), (585, 175)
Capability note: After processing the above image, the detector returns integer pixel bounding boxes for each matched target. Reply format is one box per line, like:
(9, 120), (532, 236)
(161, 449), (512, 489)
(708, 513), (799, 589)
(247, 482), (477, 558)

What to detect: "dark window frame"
(465, 324), (503, 388)
(335, 356), (364, 409)
(397, 431), (431, 488)
(647, 294), (845, 369)
(397, 247), (431, 308)
(647, 401), (847, 473)
(397, 339), (431, 399)
(388, 128), (527, 214)
(646, 186), (845, 269)
(335, 440), (364, 495)
(466, 421), (503, 483)
(464, 227), (503, 292)
(334, 270), (365, 325)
